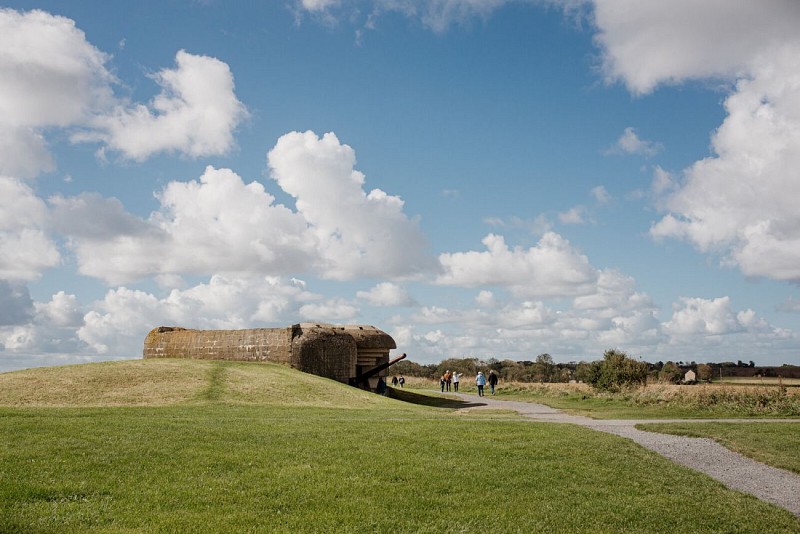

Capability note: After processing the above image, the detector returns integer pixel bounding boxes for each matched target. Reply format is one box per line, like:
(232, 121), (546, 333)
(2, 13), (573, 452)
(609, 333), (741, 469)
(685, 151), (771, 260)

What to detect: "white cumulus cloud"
(356, 282), (414, 307)
(592, 0), (800, 94)
(57, 131), (433, 285)
(299, 299), (360, 321)
(268, 130), (432, 280)
(0, 177), (59, 281)
(437, 232), (598, 298)
(0, 291), (86, 356)
(664, 296), (744, 337)
(606, 126), (663, 157)
(657, 296), (795, 361)
(0, 9), (246, 178)
(79, 50), (248, 160)
(56, 166), (316, 285)
(589, 1), (800, 282)
(0, 8), (113, 177)
(0, 9), (113, 127)
(650, 50), (800, 280)
(34, 291), (84, 328)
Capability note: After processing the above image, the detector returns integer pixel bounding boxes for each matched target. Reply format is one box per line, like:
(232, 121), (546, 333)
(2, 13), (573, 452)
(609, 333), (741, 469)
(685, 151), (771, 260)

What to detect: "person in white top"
(452, 372), (461, 392)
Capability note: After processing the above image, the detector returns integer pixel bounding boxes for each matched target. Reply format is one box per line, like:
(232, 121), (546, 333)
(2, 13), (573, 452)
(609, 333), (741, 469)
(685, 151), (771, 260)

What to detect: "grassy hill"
(0, 359), (393, 409)
(1, 360), (799, 533)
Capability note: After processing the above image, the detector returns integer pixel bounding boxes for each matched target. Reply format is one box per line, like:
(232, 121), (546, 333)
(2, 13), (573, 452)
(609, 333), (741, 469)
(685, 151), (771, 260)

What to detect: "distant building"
(143, 323), (398, 390)
(683, 369), (697, 383)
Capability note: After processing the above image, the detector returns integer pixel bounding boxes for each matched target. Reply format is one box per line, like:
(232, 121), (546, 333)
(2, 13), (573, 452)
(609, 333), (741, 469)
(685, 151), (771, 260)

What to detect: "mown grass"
(1, 360), (799, 532)
(637, 422), (800, 475)
(407, 379), (800, 475)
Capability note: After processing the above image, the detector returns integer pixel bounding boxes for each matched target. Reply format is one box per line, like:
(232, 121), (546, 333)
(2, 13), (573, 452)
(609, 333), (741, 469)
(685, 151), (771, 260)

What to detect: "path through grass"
(638, 422), (800, 474)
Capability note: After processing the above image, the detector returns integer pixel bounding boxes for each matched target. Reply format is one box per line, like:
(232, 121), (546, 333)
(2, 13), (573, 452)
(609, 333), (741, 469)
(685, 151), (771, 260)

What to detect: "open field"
(717, 377), (800, 387)
(1, 360), (799, 532)
(405, 378), (800, 419)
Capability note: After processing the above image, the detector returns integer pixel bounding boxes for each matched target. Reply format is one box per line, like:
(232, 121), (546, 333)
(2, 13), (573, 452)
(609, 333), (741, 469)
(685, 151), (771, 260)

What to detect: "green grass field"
(1, 360), (799, 532)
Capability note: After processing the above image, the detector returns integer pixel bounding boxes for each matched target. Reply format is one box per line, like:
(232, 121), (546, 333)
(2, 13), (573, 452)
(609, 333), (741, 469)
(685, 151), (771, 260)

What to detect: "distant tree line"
(392, 350), (800, 390)
(393, 353), (576, 384)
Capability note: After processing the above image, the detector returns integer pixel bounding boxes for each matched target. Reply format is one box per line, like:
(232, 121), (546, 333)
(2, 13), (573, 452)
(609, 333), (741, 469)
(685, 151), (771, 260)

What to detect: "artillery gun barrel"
(351, 352), (407, 386)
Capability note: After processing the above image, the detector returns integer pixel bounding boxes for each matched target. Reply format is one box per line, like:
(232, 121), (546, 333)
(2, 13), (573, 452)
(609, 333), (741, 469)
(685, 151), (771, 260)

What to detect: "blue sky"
(2, 0), (799, 371)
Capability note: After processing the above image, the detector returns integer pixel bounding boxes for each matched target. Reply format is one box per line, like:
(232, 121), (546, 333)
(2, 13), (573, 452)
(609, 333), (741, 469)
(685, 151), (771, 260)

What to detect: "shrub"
(588, 349), (649, 392)
(696, 363), (713, 382)
(658, 361), (683, 384)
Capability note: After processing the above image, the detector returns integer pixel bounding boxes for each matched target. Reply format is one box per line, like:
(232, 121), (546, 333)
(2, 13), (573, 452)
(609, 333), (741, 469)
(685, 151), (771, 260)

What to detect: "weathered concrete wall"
(292, 325), (357, 384)
(143, 326), (292, 363)
(142, 323), (395, 384)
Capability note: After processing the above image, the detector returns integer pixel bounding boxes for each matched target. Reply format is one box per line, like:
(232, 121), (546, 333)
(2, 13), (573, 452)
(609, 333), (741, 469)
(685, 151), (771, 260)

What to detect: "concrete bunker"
(143, 323), (401, 390)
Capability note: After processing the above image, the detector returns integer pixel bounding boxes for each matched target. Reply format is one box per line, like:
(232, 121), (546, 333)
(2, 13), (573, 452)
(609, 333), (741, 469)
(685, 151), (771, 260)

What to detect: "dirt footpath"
(452, 392), (800, 517)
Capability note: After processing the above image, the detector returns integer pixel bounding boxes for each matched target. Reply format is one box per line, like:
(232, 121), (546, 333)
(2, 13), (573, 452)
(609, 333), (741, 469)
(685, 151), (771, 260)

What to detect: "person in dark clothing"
(488, 370), (499, 395)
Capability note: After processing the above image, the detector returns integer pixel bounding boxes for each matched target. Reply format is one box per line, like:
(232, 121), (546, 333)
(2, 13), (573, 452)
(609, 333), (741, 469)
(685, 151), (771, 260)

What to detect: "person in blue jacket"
(475, 371), (487, 397)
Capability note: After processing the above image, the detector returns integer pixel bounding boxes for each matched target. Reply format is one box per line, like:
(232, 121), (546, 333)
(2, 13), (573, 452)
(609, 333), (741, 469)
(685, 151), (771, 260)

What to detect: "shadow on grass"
(387, 387), (486, 409)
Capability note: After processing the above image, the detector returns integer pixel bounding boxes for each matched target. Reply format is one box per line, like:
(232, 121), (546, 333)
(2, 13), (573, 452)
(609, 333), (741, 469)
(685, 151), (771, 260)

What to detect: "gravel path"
(451, 392), (800, 517)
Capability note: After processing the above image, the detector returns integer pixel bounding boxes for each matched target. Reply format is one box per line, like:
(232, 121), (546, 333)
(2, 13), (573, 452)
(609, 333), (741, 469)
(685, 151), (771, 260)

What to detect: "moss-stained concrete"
(143, 323), (395, 385)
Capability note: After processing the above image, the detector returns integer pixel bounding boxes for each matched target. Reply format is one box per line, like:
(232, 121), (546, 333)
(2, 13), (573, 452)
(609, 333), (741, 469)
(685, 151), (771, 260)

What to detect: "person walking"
(488, 370), (499, 395)
(376, 377), (387, 396)
(444, 370), (452, 392)
(391, 375), (399, 387)
(398, 375), (405, 388)
(452, 372), (461, 392)
(440, 374), (446, 392)
(475, 371), (486, 397)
